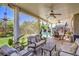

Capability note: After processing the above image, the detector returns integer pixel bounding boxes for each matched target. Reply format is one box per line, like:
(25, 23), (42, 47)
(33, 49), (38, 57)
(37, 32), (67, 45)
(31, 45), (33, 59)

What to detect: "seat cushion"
(11, 49), (34, 56)
(28, 44), (35, 48)
(35, 35), (41, 42)
(75, 39), (79, 46)
(76, 47), (79, 55)
(28, 36), (36, 43)
(36, 40), (45, 47)
(18, 49), (34, 56)
(18, 49), (28, 56)
(59, 51), (74, 56)
(0, 45), (17, 55)
(58, 42), (78, 54)
(10, 52), (18, 56)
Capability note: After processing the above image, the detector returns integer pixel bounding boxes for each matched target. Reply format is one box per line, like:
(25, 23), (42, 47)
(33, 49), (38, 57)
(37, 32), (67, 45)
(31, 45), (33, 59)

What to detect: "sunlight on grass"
(0, 37), (12, 47)
(0, 35), (28, 47)
(0, 34), (29, 47)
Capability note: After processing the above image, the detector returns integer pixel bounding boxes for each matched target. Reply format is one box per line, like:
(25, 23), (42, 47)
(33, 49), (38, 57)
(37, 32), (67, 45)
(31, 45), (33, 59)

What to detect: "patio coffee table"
(41, 43), (56, 56)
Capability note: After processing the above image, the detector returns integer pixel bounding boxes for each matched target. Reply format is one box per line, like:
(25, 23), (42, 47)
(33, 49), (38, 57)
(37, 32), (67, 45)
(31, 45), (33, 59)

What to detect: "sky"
(0, 6), (14, 20)
(0, 6), (37, 25)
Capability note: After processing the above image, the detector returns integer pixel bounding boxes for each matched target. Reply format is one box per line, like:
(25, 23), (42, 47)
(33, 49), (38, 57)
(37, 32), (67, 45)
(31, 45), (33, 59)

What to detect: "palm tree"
(0, 6), (8, 36)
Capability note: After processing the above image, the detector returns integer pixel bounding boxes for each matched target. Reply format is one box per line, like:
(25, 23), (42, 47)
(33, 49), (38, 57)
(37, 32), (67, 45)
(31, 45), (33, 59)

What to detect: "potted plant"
(19, 35), (28, 50)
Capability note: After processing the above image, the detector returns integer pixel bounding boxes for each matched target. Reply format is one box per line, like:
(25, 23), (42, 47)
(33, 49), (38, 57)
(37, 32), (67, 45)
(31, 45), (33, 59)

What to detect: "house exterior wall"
(73, 14), (79, 35)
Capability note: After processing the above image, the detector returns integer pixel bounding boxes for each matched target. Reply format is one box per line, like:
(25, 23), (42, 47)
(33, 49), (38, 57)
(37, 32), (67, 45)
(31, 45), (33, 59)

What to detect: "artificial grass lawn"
(0, 37), (12, 47)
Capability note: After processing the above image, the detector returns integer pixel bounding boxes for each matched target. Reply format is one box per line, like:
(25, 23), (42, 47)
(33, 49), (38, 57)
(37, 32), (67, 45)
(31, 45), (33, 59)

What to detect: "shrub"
(6, 32), (13, 37)
(8, 39), (13, 46)
(0, 32), (4, 37)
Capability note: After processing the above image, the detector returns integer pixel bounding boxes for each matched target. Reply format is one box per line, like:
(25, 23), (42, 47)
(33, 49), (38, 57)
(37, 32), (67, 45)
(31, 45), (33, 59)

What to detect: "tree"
(7, 20), (13, 30)
(0, 21), (2, 27)
(6, 20), (13, 36)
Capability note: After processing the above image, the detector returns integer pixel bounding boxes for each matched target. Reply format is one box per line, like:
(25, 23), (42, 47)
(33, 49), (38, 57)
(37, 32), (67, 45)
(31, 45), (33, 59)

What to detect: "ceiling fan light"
(51, 10), (53, 12)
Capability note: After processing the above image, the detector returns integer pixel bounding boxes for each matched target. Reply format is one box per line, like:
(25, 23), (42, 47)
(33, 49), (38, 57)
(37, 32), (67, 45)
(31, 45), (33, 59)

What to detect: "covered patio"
(0, 3), (79, 56)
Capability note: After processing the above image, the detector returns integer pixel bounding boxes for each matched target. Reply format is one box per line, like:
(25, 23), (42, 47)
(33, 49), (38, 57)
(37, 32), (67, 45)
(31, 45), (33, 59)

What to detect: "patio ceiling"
(14, 3), (79, 23)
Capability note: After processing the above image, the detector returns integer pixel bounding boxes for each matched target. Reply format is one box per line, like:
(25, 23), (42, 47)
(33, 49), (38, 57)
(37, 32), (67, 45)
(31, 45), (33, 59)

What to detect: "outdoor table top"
(41, 43), (56, 51)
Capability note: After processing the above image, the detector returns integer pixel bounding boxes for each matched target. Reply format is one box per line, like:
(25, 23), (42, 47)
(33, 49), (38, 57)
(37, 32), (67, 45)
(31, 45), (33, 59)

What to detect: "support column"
(38, 19), (41, 34)
(51, 24), (52, 37)
(13, 7), (20, 43)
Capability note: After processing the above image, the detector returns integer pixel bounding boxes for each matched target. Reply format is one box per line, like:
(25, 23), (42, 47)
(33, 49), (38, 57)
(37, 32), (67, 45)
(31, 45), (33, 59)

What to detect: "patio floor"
(32, 37), (79, 56)
(0, 37), (79, 56)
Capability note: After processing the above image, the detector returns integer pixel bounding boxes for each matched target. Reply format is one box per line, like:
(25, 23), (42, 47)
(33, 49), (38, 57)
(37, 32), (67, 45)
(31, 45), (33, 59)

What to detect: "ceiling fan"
(47, 10), (62, 19)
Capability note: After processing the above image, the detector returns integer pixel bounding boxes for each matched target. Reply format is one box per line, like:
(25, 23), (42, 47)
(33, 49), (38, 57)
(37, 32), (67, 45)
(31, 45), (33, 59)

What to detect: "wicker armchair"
(28, 35), (46, 54)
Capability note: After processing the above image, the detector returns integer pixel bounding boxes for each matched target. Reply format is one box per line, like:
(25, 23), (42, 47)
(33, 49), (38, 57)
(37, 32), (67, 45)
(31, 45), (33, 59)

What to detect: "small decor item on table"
(53, 31), (60, 40)
(58, 27), (65, 40)
(66, 31), (72, 36)
(64, 31), (73, 42)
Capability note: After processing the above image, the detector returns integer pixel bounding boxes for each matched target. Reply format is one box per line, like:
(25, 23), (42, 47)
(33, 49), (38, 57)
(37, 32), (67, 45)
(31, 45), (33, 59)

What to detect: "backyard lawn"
(0, 34), (28, 47)
(0, 37), (13, 47)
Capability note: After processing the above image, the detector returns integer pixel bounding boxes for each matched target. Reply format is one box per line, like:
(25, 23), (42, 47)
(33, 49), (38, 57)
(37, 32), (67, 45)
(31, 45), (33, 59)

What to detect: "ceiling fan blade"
(53, 14), (62, 15)
(53, 15), (56, 18)
(47, 15), (50, 19)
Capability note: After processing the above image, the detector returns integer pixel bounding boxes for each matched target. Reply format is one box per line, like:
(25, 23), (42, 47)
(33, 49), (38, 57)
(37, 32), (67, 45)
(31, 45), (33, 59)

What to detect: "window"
(19, 12), (40, 36)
